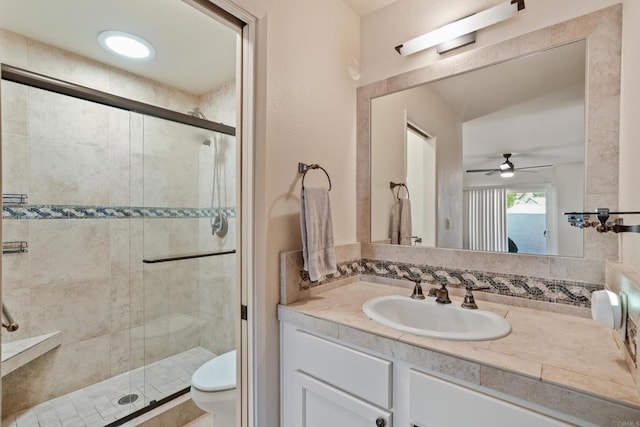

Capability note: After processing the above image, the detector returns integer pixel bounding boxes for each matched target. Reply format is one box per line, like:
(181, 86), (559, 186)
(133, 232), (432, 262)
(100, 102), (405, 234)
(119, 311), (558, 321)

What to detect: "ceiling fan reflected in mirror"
(465, 153), (553, 178)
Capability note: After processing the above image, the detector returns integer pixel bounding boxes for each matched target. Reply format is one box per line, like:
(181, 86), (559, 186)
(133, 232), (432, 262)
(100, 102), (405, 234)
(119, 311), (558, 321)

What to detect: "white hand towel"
(390, 198), (412, 245)
(300, 187), (338, 282)
(390, 199), (401, 244)
(399, 198), (413, 246)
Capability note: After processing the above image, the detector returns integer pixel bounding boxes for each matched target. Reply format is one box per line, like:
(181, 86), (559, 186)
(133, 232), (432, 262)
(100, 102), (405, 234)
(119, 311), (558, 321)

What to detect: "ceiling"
(0, 0), (238, 95)
(0, 0), (399, 96)
(342, 0), (400, 16)
(426, 40), (586, 176)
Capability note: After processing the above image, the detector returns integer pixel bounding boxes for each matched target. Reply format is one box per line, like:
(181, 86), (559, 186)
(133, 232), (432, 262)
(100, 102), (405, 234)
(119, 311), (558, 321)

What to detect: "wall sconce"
(395, 0), (525, 56)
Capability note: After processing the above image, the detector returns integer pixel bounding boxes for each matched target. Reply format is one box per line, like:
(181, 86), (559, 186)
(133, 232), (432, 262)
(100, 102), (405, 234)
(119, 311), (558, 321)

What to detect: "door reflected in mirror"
(370, 40), (585, 257)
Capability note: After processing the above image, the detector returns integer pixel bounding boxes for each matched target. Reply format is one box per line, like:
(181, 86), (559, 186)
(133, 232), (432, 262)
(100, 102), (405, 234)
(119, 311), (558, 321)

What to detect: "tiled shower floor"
(2, 346), (215, 427)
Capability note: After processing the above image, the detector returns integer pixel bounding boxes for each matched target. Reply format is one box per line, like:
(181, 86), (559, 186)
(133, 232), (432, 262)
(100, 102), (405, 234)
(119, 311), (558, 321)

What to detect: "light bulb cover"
(98, 31), (156, 60)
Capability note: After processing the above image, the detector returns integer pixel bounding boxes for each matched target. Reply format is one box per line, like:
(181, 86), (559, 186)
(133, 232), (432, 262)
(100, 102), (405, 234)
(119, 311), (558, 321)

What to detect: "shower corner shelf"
(1, 331), (62, 377)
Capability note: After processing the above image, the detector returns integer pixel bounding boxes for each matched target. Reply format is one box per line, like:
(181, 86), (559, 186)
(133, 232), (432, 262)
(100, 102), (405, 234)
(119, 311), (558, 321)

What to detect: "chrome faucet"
(461, 284), (491, 309)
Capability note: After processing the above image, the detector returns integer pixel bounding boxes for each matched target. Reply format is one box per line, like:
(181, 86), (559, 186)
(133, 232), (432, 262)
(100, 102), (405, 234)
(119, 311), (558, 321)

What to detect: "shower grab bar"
(142, 249), (236, 264)
(2, 193), (28, 206)
(3, 241), (29, 254)
(2, 303), (19, 332)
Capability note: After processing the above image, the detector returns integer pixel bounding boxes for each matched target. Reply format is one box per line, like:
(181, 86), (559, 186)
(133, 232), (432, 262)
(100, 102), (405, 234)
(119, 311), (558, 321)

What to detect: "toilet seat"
(191, 350), (236, 392)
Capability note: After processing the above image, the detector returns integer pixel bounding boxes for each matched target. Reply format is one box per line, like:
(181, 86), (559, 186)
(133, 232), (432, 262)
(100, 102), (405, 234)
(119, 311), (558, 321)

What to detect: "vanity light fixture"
(98, 30), (156, 60)
(395, 0), (525, 56)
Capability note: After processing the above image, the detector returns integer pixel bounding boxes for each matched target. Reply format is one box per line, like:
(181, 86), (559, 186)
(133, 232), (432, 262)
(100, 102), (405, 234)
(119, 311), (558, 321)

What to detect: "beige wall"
(229, 0), (360, 425)
(620, 1), (640, 266)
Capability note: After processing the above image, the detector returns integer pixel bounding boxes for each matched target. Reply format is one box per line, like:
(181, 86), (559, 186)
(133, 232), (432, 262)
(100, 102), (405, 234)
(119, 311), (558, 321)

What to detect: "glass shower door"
(0, 79), (139, 425)
(135, 114), (238, 411)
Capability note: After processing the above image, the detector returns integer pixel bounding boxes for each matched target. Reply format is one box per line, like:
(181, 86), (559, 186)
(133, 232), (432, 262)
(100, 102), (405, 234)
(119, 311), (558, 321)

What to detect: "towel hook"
(299, 162), (332, 191)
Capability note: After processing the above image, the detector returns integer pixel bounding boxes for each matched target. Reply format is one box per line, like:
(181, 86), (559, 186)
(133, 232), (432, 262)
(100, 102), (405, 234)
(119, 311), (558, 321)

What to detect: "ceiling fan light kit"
(466, 153), (551, 178)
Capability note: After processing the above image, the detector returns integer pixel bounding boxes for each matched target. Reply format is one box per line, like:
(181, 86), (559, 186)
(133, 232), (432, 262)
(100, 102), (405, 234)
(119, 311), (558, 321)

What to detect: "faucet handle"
(462, 284), (490, 309)
(404, 276), (426, 300)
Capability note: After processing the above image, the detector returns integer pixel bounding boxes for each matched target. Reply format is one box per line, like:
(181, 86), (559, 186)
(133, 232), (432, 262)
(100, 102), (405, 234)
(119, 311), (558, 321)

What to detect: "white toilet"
(190, 350), (236, 426)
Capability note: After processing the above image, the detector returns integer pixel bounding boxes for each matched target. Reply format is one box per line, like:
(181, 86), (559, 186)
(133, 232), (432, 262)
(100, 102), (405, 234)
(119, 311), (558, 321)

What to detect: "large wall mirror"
(357, 5), (621, 281)
(371, 40), (585, 257)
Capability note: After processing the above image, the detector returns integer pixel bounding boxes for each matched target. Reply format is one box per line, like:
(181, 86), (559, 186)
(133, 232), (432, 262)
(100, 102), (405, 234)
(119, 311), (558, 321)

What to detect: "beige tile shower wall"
(198, 249), (237, 355)
(197, 193), (237, 355)
(197, 134), (237, 215)
(196, 81), (238, 356)
(200, 80), (237, 127)
(198, 81), (237, 217)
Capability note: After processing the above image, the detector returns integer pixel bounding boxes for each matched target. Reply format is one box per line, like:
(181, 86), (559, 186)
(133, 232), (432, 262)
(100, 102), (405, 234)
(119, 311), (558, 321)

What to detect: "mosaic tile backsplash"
(287, 249), (603, 309)
(360, 259), (602, 308)
(3, 205), (236, 220)
(298, 259), (363, 289)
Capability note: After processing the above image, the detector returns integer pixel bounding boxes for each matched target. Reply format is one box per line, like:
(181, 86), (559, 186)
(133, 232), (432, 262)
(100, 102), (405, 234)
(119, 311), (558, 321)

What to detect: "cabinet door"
(298, 372), (392, 427)
(409, 369), (569, 427)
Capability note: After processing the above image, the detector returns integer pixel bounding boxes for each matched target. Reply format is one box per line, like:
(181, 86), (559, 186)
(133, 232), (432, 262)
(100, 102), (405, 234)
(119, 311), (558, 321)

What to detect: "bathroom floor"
(2, 346), (215, 427)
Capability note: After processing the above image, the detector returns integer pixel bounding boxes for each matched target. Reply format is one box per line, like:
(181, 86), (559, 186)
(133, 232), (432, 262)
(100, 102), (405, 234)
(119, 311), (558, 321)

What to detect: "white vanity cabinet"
(281, 322), (393, 427)
(281, 321), (576, 427)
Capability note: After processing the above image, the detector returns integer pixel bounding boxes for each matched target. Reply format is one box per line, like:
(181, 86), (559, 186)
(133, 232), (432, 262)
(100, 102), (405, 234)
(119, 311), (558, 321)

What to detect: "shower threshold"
(2, 346), (214, 427)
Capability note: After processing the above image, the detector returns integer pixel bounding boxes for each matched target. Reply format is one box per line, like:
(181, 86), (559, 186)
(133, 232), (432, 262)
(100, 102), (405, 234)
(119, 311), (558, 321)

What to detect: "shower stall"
(0, 13), (240, 424)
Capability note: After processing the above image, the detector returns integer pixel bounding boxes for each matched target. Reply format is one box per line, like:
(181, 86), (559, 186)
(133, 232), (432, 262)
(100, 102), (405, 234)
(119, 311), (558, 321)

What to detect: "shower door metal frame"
(0, 64), (236, 136)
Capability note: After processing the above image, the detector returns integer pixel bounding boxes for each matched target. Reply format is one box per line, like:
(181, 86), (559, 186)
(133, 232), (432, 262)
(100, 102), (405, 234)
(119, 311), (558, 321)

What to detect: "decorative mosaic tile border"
(299, 259), (363, 290)
(3, 205), (236, 220)
(360, 259), (603, 308)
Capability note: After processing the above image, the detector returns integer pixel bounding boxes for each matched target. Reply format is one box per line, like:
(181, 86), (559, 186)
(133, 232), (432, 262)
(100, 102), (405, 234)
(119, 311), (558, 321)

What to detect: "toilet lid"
(192, 350), (236, 392)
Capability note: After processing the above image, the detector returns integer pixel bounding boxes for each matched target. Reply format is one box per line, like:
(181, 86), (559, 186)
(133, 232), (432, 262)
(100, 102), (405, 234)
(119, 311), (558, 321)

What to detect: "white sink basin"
(362, 295), (511, 341)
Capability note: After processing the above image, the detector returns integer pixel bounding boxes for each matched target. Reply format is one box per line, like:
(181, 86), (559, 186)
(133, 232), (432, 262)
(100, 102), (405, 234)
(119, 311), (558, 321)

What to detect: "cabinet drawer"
(409, 369), (569, 426)
(293, 329), (392, 409)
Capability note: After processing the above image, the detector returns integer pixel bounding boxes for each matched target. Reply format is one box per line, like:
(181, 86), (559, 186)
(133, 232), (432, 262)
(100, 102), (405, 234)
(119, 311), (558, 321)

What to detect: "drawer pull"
(375, 417), (386, 427)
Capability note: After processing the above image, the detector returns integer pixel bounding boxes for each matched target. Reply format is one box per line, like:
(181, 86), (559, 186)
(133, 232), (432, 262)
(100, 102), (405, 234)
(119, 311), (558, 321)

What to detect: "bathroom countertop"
(278, 281), (640, 413)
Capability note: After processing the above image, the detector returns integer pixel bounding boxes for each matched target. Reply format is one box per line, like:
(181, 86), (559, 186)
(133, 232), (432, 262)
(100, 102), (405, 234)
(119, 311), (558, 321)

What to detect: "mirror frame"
(357, 5), (622, 284)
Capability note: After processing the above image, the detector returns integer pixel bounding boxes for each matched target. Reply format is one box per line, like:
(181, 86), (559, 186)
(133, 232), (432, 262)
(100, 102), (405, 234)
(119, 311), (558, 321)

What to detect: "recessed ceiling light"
(98, 30), (156, 60)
